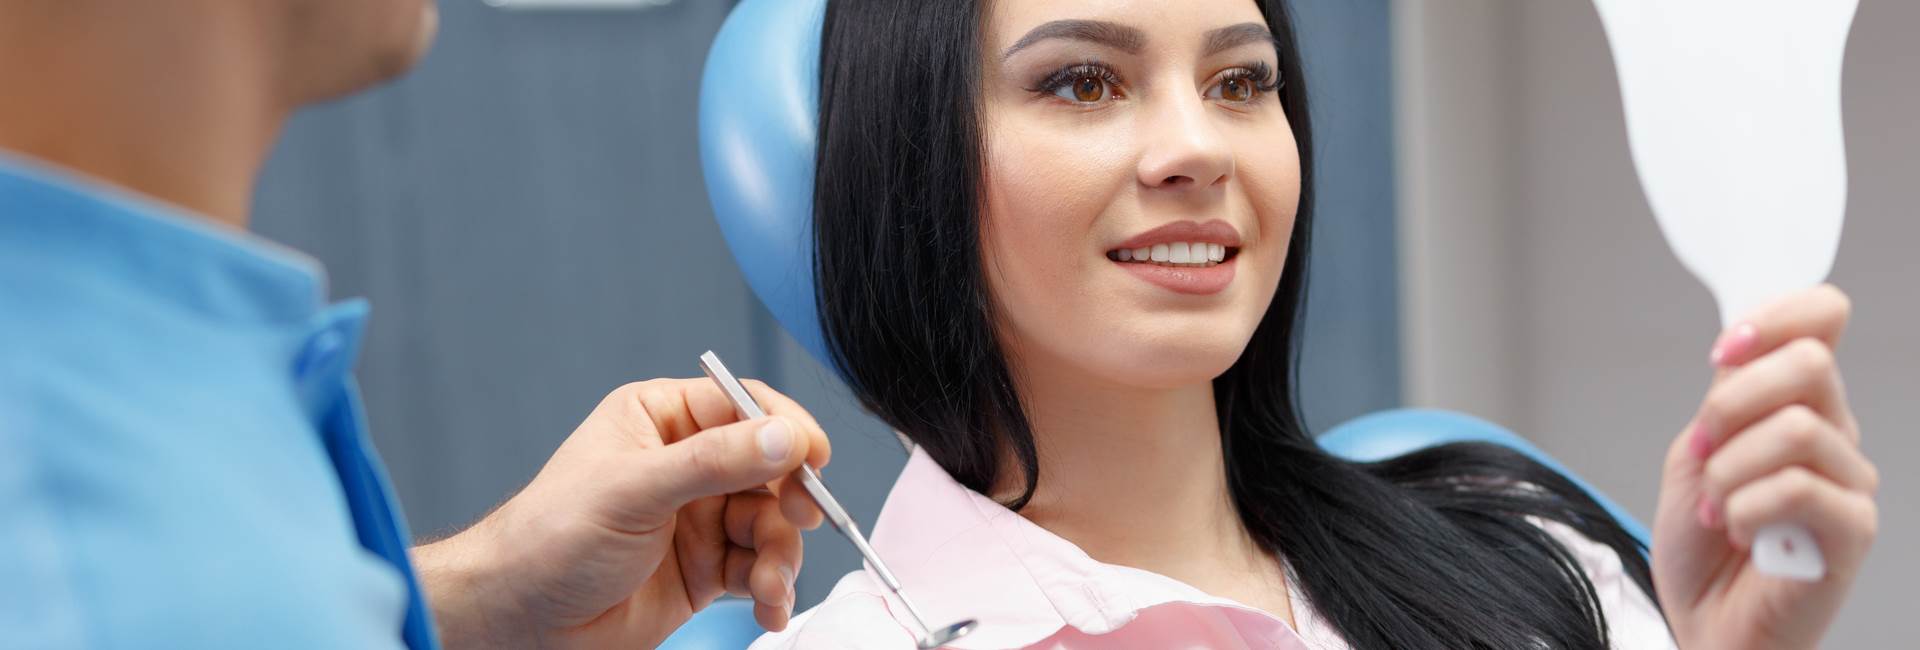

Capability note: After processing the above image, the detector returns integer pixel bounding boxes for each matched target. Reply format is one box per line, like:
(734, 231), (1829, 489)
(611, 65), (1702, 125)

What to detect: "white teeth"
(1112, 242), (1233, 267)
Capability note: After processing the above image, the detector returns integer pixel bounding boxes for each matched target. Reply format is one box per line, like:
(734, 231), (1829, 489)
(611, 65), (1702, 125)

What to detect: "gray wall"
(1396, 0), (1915, 643)
(255, 0), (1401, 611)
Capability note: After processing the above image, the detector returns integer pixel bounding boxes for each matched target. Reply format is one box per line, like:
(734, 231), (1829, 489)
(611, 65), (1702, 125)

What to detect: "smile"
(1104, 218), (1244, 296)
(1105, 241), (1236, 267)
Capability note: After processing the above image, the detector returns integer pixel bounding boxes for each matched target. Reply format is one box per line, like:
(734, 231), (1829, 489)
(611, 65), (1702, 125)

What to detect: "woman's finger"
(1701, 405), (1879, 513)
(1722, 466), (1879, 567)
(1711, 284), (1851, 368)
(1691, 338), (1853, 457)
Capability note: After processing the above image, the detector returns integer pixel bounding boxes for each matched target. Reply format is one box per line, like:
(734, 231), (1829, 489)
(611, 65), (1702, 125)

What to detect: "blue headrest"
(698, 0), (833, 367)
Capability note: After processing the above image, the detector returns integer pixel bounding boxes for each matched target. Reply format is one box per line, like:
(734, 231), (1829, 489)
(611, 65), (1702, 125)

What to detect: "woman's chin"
(1072, 337), (1250, 390)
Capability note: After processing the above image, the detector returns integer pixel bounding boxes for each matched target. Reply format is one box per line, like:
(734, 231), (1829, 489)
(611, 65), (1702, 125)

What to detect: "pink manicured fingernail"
(1709, 323), (1758, 367)
(1688, 421), (1714, 460)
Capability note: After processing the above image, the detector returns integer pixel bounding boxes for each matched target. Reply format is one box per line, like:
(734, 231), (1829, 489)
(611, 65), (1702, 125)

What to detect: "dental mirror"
(698, 351), (979, 648)
(917, 620), (979, 649)
(1593, 0), (1861, 581)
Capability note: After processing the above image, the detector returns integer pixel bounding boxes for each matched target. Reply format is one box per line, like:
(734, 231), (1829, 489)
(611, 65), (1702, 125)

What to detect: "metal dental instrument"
(699, 351), (978, 649)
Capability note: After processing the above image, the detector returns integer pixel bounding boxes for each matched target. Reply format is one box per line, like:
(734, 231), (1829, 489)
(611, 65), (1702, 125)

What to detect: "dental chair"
(666, 1), (1649, 647)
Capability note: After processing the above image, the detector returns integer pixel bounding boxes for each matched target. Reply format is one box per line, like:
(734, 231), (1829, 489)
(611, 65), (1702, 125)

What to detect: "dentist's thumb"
(641, 416), (811, 512)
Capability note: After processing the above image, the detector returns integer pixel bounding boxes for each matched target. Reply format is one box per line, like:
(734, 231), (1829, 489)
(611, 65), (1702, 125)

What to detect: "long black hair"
(813, 1), (1660, 647)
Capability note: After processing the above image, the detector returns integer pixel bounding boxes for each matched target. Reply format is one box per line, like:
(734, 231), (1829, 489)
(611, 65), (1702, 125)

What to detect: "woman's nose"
(1136, 94), (1234, 190)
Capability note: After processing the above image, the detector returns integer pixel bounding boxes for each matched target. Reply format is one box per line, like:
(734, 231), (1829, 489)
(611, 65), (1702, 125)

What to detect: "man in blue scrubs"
(0, 2), (829, 648)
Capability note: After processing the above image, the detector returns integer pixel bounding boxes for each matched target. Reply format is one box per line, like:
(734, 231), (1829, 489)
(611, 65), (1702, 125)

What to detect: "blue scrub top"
(0, 156), (438, 649)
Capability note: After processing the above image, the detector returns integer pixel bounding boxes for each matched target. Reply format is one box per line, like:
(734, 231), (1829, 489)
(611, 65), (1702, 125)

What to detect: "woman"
(754, 0), (1880, 647)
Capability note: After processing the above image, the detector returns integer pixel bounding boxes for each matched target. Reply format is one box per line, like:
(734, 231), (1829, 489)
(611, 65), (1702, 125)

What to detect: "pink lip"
(1118, 255), (1237, 295)
(1111, 219), (1243, 251)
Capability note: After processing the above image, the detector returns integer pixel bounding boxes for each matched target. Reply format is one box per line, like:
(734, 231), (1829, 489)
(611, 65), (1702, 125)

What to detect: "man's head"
(275, 0), (441, 104)
(0, 0), (441, 223)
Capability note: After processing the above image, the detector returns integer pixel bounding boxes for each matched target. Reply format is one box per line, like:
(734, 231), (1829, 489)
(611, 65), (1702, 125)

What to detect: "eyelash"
(1028, 62), (1128, 100)
(1223, 61), (1283, 95)
(1026, 60), (1284, 104)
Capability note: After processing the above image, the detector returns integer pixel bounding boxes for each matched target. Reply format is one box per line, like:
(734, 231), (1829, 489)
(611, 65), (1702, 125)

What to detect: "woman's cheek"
(982, 172), (1094, 316)
(980, 130), (1137, 363)
(984, 132), (1119, 274)
(1239, 145), (1302, 264)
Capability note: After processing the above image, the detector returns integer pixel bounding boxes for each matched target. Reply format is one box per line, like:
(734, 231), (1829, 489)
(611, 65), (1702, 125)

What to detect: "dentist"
(0, 2), (824, 648)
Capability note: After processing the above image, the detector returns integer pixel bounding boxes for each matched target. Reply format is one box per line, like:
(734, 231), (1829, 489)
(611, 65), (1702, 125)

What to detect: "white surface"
(1592, 0), (1857, 327)
(1593, 0), (1861, 580)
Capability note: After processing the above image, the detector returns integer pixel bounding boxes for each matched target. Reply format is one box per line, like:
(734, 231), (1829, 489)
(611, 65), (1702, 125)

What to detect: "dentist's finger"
(722, 545), (757, 599)
(742, 379), (834, 472)
(671, 494), (733, 608)
(725, 492), (802, 630)
(778, 476), (825, 530)
(635, 416), (816, 519)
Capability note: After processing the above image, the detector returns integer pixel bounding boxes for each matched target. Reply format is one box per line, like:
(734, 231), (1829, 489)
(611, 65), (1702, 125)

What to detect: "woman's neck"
(995, 353), (1279, 599)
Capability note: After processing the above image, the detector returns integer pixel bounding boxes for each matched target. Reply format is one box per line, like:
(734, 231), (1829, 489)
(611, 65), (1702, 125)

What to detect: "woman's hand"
(415, 378), (832, 649)
(1652, 285), (1879, 649)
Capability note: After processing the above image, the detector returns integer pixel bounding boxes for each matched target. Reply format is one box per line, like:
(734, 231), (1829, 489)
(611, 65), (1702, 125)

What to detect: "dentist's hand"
(1652, 285), (1879, 649)
(415, 378), (831, 649)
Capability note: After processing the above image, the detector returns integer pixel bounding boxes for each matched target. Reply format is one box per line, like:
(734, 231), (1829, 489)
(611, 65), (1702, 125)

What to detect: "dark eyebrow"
(1001, 19), (1146, 60)
(1202, 22), (1279, 57)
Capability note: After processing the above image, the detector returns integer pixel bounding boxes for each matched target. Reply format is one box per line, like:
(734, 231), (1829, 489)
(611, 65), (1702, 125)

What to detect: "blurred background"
(251, 0), (1913, 644)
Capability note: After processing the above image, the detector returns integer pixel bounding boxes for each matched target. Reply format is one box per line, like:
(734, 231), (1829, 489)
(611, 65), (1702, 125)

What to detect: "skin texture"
(975, 1), (1878, 646)
(977, 0), (1304, 623)
(0, 1), (827, 646)
(0, 0), (436, 225)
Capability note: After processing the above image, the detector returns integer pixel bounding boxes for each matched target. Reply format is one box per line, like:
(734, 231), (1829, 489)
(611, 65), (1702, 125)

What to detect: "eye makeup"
(1219, 60), (1282, 94)
(1023, 58), (1283, 105)
(1026, 60), (1127, 101)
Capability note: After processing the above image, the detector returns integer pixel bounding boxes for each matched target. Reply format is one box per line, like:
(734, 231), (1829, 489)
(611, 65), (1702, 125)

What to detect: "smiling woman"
(755, 1), (1669, 649)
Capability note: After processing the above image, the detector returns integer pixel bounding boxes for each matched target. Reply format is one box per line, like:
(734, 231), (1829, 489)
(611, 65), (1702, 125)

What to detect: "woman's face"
(980, 0), (1300, 390)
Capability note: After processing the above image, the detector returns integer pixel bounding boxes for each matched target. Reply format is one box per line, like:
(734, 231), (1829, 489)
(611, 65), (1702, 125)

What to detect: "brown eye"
(1071, 75), (1105, 102)
(1219, 78), (1251, 102)
(1039, 64), (1121, 104)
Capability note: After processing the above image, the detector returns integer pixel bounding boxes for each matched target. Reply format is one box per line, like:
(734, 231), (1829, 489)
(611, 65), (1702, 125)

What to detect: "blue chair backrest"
(659, 600), (760, 650)
(699, 0), (833, 367)
(1319, 409), (1652, 545)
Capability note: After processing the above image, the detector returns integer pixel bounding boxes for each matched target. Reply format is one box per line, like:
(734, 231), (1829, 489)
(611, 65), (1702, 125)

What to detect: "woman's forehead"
(985, 0), (1269, 51)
